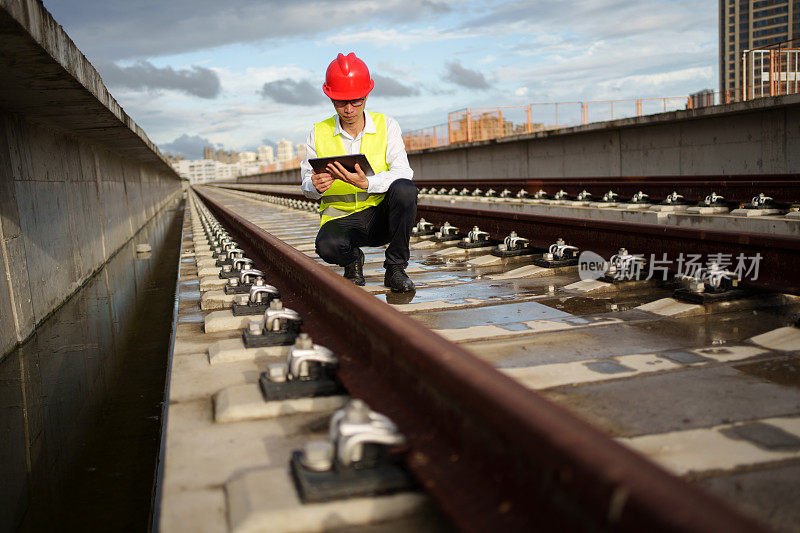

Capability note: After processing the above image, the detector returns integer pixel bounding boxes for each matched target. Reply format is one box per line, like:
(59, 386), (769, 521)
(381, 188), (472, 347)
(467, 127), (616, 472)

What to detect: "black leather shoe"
(343, 249), (365, 286)
(384, 264), (415, 292)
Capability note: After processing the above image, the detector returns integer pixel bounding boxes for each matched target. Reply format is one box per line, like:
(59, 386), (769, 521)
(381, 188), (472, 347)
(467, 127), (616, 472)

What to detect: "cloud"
(371, 74), (420, 97)
(323, 27), (464, 49)
(97, 60), (221, 98)
(421, 0), (452, 13)
(160, 133), (214, 159)
(598, 66), (714, 93)
(457, 0), (714, 40)
(41, 0), (464, 60)
(443, 61), (491, 90)
(259, 79), (324, 105)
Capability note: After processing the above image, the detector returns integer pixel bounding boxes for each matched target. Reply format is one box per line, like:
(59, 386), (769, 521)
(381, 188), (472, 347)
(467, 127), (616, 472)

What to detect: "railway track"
(161, 183), (800, 532)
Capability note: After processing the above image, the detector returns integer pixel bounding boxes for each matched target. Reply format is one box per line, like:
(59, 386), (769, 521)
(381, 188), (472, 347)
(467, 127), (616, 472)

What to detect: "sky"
(42, 0), (718, 160)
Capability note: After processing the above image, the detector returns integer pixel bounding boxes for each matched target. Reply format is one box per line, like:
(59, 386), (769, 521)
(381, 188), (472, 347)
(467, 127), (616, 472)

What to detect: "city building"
(276, 139), (294, 161)
(214, 149), (240, 164)
(172, 158), (238, 184)
(203, 146), (215, 160)
(257, 145), (274, 162)
(719, 0), (800, 96)
(239, 151), (257, 163)
(163, 152), (186, 165)
(295, 143), (306, 159)
(689, 89), (716, 108)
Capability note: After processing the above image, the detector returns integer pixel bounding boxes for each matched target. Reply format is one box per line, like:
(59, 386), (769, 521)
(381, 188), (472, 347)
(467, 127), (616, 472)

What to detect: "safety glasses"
(332, 98), (365, 108)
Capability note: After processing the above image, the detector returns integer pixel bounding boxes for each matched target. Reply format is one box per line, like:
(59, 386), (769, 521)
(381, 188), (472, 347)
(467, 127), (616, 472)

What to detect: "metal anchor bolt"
(267, 363), (288, 383)
(296, 332), (313, 350)
(300, 440), (334, 472)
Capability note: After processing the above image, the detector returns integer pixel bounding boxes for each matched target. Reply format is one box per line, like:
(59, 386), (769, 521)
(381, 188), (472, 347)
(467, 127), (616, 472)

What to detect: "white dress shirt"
(300, 111), (414, 200)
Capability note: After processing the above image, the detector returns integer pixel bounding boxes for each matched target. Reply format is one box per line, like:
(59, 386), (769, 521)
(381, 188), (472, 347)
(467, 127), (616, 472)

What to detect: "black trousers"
(315, 179), (418, 268)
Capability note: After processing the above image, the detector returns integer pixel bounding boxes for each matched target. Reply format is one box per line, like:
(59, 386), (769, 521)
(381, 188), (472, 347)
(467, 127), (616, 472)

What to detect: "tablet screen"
(308, 154), (375, 176)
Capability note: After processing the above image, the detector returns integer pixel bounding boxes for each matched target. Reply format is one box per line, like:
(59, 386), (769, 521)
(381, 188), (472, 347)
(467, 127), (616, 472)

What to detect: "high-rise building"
(239, 151), (257, 163)
(257, 145), (274, 162)
(172, 159), (238, 184)
(295, 143), (306, 159)
(276, 139), (294, 161)
(214, 149), (240, 164)
(163, 152), (186, 164)
(203, 146), (215, 160)
(719, 0), (800, 95)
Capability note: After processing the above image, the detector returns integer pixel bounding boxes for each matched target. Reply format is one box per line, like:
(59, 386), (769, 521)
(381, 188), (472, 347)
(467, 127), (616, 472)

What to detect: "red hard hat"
(322, 53), (374, 100)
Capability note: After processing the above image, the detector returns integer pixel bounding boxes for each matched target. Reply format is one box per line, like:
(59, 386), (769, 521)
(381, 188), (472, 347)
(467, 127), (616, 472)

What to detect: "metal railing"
(404, 97), (689, 150)
(743, 37), (800, 100)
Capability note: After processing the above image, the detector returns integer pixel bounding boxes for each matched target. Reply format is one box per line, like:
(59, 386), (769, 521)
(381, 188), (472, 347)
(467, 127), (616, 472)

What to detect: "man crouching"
(300, 52), (416, 293)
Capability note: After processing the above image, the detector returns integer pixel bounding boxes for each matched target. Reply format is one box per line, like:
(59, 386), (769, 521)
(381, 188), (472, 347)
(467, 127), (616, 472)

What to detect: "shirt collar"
(333, 110), (376, 139)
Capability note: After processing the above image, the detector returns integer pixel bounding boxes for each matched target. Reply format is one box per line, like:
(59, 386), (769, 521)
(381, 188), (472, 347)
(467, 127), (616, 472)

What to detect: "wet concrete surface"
(735, 354), (800, 390)
(693, 461), (800, 533)
(411, 300), (572, 329)
(374, 276), (574, 305)
(466, 306), (800, 368)
(545, 363), (800, 438)
(0, 199), (184, 532)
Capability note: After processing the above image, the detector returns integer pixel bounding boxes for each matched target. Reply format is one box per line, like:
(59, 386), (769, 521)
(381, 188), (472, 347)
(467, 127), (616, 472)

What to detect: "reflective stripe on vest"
(314, 111), (389, 226)
(319, 205), (353, 219)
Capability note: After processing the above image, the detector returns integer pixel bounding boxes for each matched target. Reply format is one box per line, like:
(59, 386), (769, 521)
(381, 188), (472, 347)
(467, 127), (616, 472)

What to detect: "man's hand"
(312, 171), (335, 193)
(327, 161), (369, 190)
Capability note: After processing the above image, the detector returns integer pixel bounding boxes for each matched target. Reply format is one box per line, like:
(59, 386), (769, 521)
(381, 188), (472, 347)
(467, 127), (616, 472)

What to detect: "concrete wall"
(0, 0), (183, 358)
(408, 94), (800, 181)
(240, 93), (800, 186)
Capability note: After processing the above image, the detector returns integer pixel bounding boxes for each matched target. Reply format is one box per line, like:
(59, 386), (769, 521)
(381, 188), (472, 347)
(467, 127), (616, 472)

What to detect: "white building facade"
(239, 151), (257, 163)
(276, 139), (294, 162)
(257, 145), (274, 162)
(173, 159), (239, 184)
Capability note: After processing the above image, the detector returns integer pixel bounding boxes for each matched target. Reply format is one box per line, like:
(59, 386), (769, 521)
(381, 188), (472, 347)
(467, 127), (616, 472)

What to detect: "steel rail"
(213, 184), (800, 295)
(416, 203), (800, 296)
(224, 173), (800, 206)
(194, 185), (765, 533)
(411, 174), (800, 206)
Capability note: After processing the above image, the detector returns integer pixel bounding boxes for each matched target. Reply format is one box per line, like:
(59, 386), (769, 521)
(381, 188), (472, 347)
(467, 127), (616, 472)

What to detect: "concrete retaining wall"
(0, 0), (183, 358)
(407, 95), (800, 181)
(239, 93), (800, 186)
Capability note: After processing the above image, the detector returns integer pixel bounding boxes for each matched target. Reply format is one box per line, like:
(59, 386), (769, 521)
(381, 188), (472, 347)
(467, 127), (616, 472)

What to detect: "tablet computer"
(308, 154), (374, 176)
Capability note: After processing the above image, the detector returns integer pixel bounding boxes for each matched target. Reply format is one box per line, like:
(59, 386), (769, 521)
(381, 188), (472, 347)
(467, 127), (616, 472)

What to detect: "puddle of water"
(466, 304), (800, 368)
(412, 300), (573, 330)
(537, 288), (673, 315)
(379, 277), (576, 305)
(0, 199), (184, 531)
(735, 356), (800, 389)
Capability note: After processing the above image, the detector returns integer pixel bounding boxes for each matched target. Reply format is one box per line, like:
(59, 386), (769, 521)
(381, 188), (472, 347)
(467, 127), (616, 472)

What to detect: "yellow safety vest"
(314, 110), (389, 226)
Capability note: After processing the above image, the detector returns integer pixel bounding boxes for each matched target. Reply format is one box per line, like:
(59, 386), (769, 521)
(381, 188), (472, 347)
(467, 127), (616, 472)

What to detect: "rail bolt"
(300, 441), (334, 472)
(267, 362), (288, 383)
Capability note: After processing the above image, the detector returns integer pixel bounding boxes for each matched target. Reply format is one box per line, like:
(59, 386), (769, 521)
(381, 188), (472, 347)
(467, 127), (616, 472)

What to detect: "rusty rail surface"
(416, 204), (800, 296)
(217, 173), (800, 207)
(412, 174), (800, 207)
(194, 185), (765, 533)
(212, 183), (800, 295)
